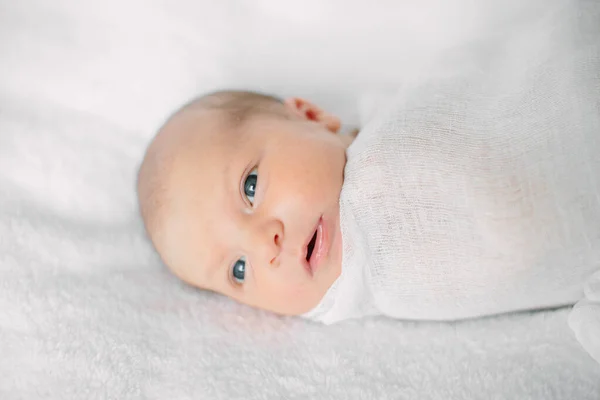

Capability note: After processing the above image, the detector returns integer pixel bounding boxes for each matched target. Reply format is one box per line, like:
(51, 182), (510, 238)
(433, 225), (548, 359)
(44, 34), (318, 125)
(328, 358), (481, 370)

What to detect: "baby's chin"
(263, 295), (324, 317)
(249, 279), (335, 317)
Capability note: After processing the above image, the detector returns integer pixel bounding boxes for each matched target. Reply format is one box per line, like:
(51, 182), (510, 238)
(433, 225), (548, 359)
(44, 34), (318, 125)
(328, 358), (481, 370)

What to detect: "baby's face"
(162, 102), (350, 315)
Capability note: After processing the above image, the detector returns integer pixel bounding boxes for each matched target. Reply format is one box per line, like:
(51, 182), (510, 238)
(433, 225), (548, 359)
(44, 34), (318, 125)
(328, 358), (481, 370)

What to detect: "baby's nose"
(249, 219), (283, 267)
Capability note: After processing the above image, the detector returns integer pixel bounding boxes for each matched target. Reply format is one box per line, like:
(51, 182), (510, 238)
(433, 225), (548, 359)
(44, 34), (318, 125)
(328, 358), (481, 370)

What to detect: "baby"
(137, 0), (600, 363)
(137, 91), (355, 316)
(138, 0), (600, 329)
(138, 80), (600, 325)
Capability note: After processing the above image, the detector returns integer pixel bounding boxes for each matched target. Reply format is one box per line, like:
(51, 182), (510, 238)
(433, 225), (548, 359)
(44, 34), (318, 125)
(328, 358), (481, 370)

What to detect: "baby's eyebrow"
(209, 240), (228, 280)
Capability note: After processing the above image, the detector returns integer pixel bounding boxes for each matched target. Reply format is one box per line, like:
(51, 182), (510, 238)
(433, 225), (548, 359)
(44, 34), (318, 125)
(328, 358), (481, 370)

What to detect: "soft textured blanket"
(1, 0), (599, 398)
(306, 0), (600, 325)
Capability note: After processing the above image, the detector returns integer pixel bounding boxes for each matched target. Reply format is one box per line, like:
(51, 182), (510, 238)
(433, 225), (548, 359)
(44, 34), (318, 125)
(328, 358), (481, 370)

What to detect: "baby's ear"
(283, 97), (341, 133)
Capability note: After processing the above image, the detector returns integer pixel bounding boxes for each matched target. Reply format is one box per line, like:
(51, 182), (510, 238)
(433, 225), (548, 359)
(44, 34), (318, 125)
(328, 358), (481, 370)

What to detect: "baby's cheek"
(264, 281), (324, 315)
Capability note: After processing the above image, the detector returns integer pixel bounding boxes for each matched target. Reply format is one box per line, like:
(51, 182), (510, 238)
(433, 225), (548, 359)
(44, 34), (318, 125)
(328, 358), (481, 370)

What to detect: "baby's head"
(137, 91), (352, 316)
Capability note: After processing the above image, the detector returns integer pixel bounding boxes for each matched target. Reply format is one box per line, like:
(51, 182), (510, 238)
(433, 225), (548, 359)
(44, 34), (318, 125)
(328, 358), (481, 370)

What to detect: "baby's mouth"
(303, 216), (327, 276)
(306, 229), (318, 262)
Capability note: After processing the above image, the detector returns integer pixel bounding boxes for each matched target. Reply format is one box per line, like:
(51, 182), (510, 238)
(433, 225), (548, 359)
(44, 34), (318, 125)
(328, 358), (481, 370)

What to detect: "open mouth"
(303, 216), (328, 276)
(306, 229), (318, 262)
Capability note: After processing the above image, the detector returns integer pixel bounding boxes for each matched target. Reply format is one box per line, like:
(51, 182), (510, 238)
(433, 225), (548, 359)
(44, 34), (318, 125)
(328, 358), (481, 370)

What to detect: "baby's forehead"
(157, 112), (234, 170)
(165, 111), (242, 213)
(161, 163), (223, 286)
(182, 109), (247, 146)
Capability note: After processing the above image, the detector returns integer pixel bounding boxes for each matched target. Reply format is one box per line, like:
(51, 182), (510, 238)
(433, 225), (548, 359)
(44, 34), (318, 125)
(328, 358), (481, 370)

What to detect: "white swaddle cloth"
(305, 0), (600, 325)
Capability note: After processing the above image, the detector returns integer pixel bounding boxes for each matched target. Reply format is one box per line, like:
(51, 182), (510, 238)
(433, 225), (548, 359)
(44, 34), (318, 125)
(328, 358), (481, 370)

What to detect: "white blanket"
(307, 0), (600, 325)
(1, 0), (599, 398)
(570, 271), (600, 365)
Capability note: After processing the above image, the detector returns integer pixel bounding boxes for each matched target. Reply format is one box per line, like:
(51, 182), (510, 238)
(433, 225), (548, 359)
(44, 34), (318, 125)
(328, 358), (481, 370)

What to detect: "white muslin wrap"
(305, 0), (600, 325)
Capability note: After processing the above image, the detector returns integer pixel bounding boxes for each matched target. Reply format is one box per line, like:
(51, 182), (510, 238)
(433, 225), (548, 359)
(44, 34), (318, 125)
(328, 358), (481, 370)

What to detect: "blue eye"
(244, 168), (258, 205)
(231, 257), (246, 284)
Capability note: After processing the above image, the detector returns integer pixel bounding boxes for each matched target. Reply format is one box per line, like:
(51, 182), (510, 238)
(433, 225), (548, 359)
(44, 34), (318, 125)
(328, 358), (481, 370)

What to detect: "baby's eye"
(243, 168), (258, 205)
(231, 257), (246, 284)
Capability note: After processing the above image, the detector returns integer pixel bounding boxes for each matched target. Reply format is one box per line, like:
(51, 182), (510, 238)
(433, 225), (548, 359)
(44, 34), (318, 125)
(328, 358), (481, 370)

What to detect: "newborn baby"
(138, 0), (600, 331)
(137, 92), (354, 316)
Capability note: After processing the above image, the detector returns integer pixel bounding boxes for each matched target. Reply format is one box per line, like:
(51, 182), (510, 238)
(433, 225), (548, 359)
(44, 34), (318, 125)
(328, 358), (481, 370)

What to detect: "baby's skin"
(138, 92), (355, 315)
